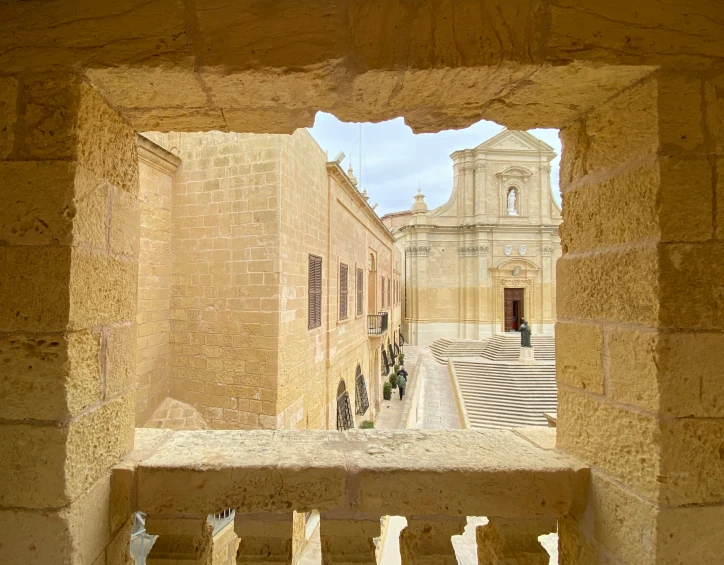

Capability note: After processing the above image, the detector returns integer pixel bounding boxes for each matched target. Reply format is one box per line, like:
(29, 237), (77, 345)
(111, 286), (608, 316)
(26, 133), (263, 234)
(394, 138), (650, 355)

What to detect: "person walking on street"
(398, 372), (407, 400)
(398, 365), (408, 381)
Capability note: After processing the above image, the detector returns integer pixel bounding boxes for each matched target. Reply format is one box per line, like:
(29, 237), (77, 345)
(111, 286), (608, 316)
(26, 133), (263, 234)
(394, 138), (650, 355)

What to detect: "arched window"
(355, 365), (369, 415)
(336, 380), (354, 431)
(387, 340), (395, 365)
(381, 345), (389, 375)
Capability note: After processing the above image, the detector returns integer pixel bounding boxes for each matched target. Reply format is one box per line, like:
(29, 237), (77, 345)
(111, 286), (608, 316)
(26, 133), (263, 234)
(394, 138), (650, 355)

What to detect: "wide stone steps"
(430, 338), (489, 363)
(480, 334), (556, 362)
(453, 360), (557, 429)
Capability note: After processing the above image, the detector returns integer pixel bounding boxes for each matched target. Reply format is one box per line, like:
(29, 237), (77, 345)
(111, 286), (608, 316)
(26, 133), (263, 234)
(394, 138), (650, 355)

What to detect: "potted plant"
(393, 364), (400, 373)
(398, 354), (405, 364)
(360, 420), (374, 429)
(389, 373), (398, 389)
(383, 382), (392, 400)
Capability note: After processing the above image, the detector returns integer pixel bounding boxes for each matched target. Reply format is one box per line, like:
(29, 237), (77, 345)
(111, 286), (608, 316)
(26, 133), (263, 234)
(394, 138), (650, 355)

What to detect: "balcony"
(367, 312), (389, 335)
(119, 427), (588, 564)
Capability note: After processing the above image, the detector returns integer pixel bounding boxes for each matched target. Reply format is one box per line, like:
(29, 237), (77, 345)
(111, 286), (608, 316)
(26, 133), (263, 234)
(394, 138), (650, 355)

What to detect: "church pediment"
(475, 129), (555, 154)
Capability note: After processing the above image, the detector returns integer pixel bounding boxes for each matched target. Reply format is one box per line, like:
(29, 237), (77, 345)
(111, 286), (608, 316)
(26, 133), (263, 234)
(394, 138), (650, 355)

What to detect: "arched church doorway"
(336, 380), (354, 431)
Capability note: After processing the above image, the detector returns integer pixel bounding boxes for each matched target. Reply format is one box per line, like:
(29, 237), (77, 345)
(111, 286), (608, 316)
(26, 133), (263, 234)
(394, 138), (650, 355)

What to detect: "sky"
(307, 112), (561, 218)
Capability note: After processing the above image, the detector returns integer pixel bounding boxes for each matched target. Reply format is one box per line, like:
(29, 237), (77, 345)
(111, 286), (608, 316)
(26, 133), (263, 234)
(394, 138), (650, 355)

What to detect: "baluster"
(476, 517), (556, 565)
(320, 513), (380, 565)
(235, 512), (294, 564)
(145, 514), (213, 565)
(399, 518), (465, 565)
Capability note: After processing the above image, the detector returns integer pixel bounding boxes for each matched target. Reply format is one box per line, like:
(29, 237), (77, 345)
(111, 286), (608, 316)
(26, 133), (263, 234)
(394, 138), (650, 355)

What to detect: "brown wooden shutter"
(308, 254), (322, 329)
(339, 263), (348, 320)
(356, 268), (364, 316)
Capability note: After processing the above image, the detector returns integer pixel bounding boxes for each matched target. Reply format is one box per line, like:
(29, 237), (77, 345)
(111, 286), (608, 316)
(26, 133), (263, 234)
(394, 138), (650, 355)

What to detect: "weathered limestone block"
(399, 518), (465, 565)
(476, 517), (556, 565)
(320, 515), (379, 565)
(134, 430), (586, 519)
(146, 515), (213, 565)
(235, 513), (292, 564)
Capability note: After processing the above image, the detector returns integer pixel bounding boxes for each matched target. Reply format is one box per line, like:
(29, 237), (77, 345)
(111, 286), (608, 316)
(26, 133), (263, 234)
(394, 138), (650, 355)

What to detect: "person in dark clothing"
(397, 373), (407, 400)
(398, 365), (408, 380)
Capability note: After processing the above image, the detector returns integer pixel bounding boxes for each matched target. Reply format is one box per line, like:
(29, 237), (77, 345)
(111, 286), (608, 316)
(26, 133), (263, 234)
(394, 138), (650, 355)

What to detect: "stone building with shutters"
(135, 129), (402, 432)
(382, 130), (562, 346)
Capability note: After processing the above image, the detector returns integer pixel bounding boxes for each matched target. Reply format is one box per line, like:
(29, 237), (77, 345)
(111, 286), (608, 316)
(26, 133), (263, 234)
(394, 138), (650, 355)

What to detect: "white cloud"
(307, 113), (561, 218)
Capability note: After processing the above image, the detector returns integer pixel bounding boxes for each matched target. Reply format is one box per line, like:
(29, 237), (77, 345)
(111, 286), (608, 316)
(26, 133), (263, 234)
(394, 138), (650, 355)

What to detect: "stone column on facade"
(556, 69), (724, 563)
(399, 517), (465, 565)
(145, 515), (213, 565)
(319, 514), (380, 565)
(476, 517), (555, 565)
(0, 73), (138, 564)
(478, 244), (490, 339)
(541, 244), (554, 335)
(474, 162), (487, 223)
(463, 161), (476, 220)
(234, 513), (293, 564)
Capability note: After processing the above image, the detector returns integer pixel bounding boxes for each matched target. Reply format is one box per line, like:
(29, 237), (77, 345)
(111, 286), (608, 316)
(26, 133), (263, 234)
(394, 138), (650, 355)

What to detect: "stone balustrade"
(116, 428), (588, 564)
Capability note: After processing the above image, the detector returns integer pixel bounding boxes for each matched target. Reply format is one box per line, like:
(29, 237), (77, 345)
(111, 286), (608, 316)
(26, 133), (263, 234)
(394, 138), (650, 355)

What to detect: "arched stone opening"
(354, 365), (369, 416)
(336, 380), (354, 431)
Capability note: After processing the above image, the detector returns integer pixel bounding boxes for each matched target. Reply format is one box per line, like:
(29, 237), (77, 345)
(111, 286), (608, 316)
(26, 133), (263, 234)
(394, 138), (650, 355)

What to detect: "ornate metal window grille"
(356, 268), (364, 316)
(339, 263), (348, 320)
(388, 343), (395, 364)
(381, 348), (390, 374)
(308, 254), (322, 329)
(336, 380), (354, 431)
(355, 366), (369, 415)
(394, 343), (400, 356)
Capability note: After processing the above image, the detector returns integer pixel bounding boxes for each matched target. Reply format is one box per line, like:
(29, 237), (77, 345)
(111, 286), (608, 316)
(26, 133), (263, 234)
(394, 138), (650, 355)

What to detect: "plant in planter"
(398, 354), (405, 364)
(383, 382), (392, 400)
(393, 364), (400, 373)
(389, 373), (399, 389)
(360, 420), (374, 429)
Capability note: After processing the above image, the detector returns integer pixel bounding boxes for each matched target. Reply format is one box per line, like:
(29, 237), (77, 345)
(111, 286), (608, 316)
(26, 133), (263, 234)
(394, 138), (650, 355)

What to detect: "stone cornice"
(137, 134), (181, 175)
(327, 162), (396, 244)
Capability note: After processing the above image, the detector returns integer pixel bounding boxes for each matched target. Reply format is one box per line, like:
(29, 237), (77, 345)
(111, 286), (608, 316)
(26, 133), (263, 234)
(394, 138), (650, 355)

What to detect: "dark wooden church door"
(504, 288), (525, 332)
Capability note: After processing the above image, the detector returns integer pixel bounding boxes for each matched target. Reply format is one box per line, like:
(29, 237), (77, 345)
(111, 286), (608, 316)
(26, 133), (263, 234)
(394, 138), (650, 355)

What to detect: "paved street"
(299, 346), (557, 565)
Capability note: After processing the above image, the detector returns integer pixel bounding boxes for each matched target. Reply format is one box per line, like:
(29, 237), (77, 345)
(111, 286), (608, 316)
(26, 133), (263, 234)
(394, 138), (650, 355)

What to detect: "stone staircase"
(480, 334), (556, 362)
(453, 360), (557, 429)
(430, 338), (489, 363)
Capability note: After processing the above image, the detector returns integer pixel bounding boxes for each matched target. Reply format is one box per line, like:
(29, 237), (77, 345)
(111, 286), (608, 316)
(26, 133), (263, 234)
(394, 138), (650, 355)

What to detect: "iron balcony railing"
(367, 311), (389, 335)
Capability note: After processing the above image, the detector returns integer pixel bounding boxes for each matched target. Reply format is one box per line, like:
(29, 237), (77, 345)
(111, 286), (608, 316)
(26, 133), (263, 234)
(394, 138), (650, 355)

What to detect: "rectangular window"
(308, 254), (322, 329)
(381, 276), (385, 309)
(339, 263), (348, 321)
(356, 268), (364, 316)
(388, 279), (391, 308)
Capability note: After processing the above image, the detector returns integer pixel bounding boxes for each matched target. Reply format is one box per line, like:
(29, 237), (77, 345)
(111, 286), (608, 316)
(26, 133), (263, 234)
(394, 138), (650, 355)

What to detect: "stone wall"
(143, 132), (283, 430)
(276, 130), (401, 429)
(135, 137), (178, 424)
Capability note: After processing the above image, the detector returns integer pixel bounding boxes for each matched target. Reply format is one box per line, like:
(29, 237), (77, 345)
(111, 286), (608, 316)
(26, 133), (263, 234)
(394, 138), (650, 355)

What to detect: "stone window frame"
(497, 166), (532, 218)
(336, 380), (354, 431)
(308, 254), (323, 330)
(354, 365), (369, 416)
(356, 267), (364, 317)
(339, 262), (348, 321)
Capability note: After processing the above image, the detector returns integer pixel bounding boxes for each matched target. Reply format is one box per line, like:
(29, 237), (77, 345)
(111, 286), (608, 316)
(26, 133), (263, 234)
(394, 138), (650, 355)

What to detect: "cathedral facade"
(382, 130), (562, 346)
